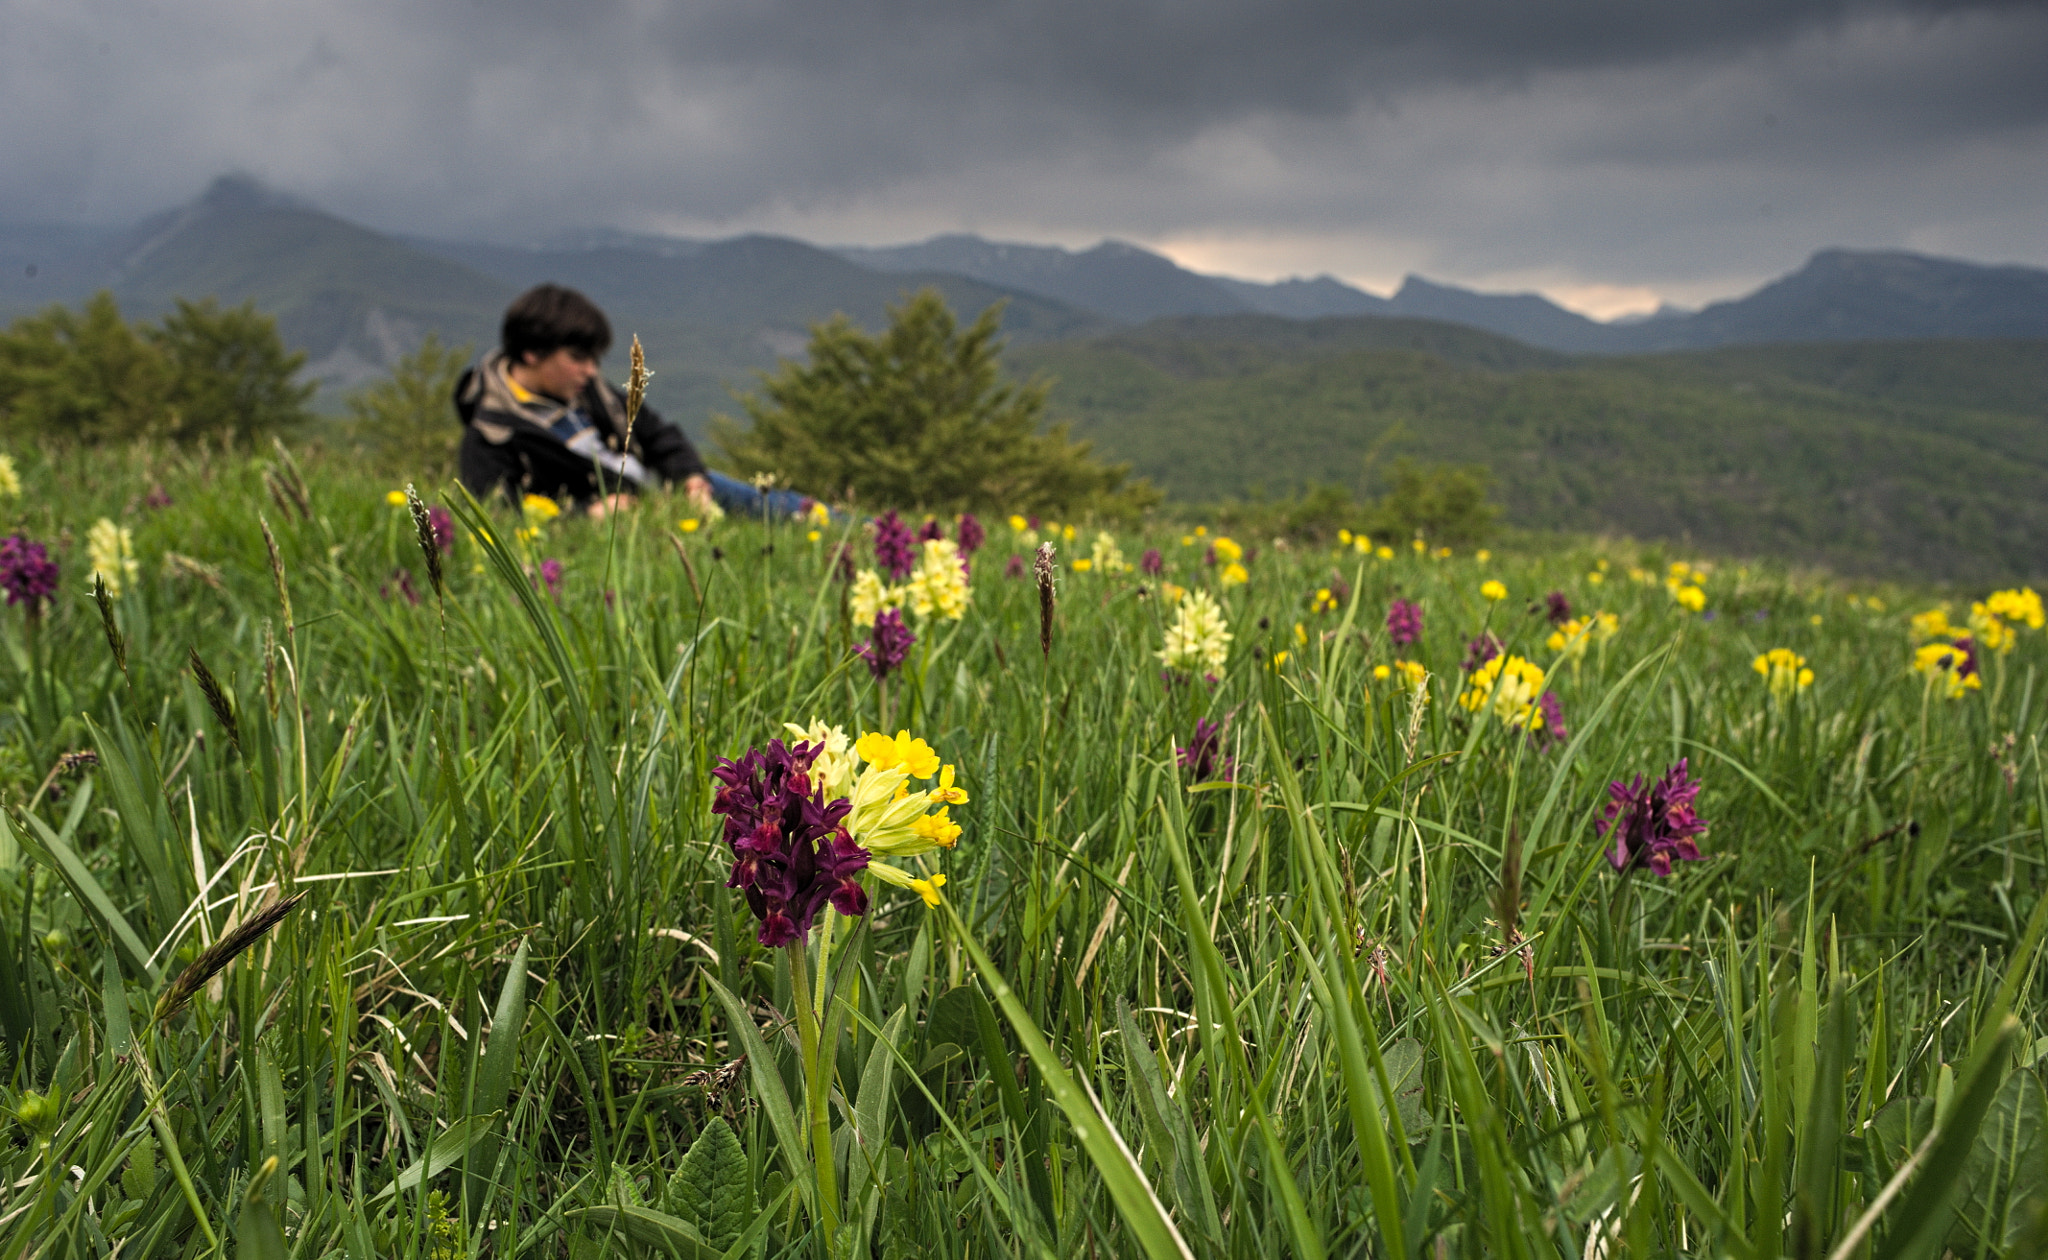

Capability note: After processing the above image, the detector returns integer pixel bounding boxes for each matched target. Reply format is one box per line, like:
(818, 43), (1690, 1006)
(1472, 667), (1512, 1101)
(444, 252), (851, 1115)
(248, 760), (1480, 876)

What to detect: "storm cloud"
(4, 0), (2044, 312)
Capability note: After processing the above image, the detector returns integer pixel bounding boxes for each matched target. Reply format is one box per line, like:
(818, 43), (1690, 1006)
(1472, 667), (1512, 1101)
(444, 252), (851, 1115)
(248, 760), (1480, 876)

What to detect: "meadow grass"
(0, 441), (2043, 1259)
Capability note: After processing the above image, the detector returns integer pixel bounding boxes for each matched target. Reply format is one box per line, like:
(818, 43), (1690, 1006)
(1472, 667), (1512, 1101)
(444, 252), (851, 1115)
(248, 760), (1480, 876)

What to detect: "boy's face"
(519, 347), (600, 399)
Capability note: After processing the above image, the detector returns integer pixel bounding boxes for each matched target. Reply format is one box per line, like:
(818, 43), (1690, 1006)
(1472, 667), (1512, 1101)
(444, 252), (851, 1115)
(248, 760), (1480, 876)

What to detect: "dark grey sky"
(5, 0), (2044, 316)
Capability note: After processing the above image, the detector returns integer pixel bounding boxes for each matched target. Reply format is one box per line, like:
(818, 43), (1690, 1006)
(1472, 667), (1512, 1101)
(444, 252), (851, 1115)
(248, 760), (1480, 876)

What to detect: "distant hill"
(846, 232), (2048, 353)
(1012, 315), (2048, 582)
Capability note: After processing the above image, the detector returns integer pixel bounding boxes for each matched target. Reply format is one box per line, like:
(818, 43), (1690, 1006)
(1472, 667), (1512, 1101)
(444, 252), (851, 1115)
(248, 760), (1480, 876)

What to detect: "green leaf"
(671, 1117), (752, 1252)
(466, 937), (532, 1214)
(14, 808), (158, 985)
(101, 940), (132, 1060)
(704, 975), (807, 1206)
(373, 1112), (501, 1201)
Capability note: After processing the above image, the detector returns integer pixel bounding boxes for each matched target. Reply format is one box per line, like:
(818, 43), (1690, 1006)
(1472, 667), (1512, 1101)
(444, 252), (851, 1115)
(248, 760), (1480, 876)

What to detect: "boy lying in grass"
(455, 283), (820, 520)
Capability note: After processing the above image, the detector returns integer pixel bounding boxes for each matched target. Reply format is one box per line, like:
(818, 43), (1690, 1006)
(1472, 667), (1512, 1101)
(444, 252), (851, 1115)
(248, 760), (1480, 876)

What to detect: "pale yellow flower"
(87, 518), (139, 598)
(1159, 589), (1232, 674)
(905, 538), (970, 621)
(782, 719), (857, 798)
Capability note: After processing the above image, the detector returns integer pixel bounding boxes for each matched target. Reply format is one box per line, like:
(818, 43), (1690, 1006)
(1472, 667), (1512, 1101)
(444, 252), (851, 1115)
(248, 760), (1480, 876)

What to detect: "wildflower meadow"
(2, 441), (2046, 1259)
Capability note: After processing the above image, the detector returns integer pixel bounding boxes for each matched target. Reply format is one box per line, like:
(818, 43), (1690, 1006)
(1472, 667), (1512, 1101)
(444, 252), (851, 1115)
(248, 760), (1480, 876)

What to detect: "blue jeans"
(704, 470), (819, 520)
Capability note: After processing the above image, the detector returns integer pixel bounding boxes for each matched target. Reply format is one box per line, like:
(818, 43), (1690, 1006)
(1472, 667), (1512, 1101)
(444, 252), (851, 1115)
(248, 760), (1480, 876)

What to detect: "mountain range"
(3, 176), (2046, 578)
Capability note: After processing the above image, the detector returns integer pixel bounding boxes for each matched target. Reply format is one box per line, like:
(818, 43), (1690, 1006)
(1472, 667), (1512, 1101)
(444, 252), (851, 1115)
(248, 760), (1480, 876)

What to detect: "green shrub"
(714, 288), (1155, 516)
(342, 333), (470, 481)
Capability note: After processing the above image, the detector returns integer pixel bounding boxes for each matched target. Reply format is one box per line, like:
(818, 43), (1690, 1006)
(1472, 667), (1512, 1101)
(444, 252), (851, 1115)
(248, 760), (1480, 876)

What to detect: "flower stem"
(786, 940), (838, 1249)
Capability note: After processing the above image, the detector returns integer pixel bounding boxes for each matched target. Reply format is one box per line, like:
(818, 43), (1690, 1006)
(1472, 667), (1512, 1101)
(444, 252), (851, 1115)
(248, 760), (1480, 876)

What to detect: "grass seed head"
(405, 484), (445, 599)
(155, 892), (305, 1025)
(92, 573), (126, 674)
(1035, 542), (1057, 659)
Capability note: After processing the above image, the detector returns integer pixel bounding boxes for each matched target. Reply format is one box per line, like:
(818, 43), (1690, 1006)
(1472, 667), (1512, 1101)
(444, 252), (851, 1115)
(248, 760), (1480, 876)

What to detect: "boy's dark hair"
(502, 284), (612, 364)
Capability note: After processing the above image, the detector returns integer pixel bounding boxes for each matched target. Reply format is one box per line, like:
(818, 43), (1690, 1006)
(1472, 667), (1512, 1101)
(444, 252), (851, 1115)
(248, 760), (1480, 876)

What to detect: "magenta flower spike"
(710, 739), (872, 946)
(1597, 758), (1708, 876)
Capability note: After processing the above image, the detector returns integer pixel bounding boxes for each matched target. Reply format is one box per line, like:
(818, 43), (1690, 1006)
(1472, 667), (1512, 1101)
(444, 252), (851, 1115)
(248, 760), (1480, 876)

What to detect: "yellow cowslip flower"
(1411, 538), (1427, 554)
(1163, 581), (1186, 603)
(1394, 659), (1428, 690)
(1372, 664), (1392, 680)
(1461, 654), (1546, 730)
(910, 807), (962, 848)
(1480, 579), (1507, 602)
(1592, 611), (1620, 641)
(909, 873), (947, 906)
(1354, 535), (1371, 554)
(1338, 529), (1353, 544)
(856, 730), (941, 779)
(1090, 530), (1127, 573)
(1970, 604), (2014, 653)
(1867, 597), (1887, 613)
(522, 493), (561, 524)
(0, 454), (20, 498)
(1293, 622), (1308, 646)
(1180, 534), (1196, 547)
(1061, 524), (1076, 542)
(1986, 588), (2044, 629)
(1596, 559), (1611, 572)
(1587, 571), (1605, 584)
(1376, 545), (1394, 560)
(385, 489), (408, 506)
(905, 538), (970, 621)
(1668, 561), (1689, 579)
(1810, 615), (1824, 627)
(87, 518), (139, 598)
(1752, 648), (1814, 698)
(1434, 546), (1452, 560)
(1547, 617), (1593, 662)
(1219, 562), (1249, 587)
(1072, 557), (1094, 572)
(807, 529), (822, 542)
(1913, 641), (1980, 698)
(1194, 525), (1208, 537)
(782, 719), (857, 798)
(1476, 549), (1491, 562)
(1311, 587), (1338, 614)
(1211, 536), (1244, 563)
(1158, 588), (1232, 673)
(807, 501), (831, 528)
(930, 764), (968, 805)
(1629, 567), (1651, 584)
(1269, 650), (1289, 670)
(678, 518), (701, 533)
(1673, 585), (1706, 613)
(1009, 514), (1028, 532)
(1910, 608), (1952, 640)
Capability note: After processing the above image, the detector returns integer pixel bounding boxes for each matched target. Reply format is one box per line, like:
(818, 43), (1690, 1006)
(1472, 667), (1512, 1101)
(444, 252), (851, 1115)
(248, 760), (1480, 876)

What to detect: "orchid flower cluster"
(853, 516), (974, 630)
(1158, 588), (1232, 674)
(710, 722), (968, 948)
(1598, 758), (1709, 876)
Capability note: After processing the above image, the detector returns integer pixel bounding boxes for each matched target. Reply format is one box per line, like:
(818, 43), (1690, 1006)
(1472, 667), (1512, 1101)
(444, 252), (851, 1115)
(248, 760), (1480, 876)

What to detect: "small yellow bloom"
(908, 873), (948, 906)
(0, 454), (20, 498)
(1072, 557), (1094, 572)
(679, 518), (701, 533)
(1986, 587), (2044, 629)
(1293, 622), (1308, 646)
(1270, 650), (1289, 669)
(1219, 561), (1249, 587)
(1411, 538), (1427, 554)
(521, 493), (561, 522)
(1913, 641), (1981, 698)
(1433, 546), (1452, 559)
(1181, 535), (1196, 547)
(1910, 608), (1952, 640)
(1673, 585), (1706, 613)
(807, 529), (822, 542)
(1809, 614), (1824, 627)
(808, 501), (831, 527)
(1210, 536), (1244, 563)
(1393, 659), (1429, 691)
(514, 526), (540, 543)
(930, 764), (969, 805)
(1353, 535), (1371, 554)
(1311, 587), (1338, 614)
(1752, 648), (1814, 698)
(1009, 514), (1028, 532)
(1372, 664), (1391, 680)
(1337, 529), (1353, 544)
(856, 730), (941, 779)
(1376, 546), (1394, 560)
(1061, 524), (1076, 542)
(910, 808), (962, 848)
(1867, 597), (1887, 613)
(1476, 549), (1491, 562)
(1587, 571), (1605, 584)
(1480, 579), (1507, 602)
(1163, 581), (1187, 603)
(1194, 526), (1208, 537)
(385, 489), (408, 507)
